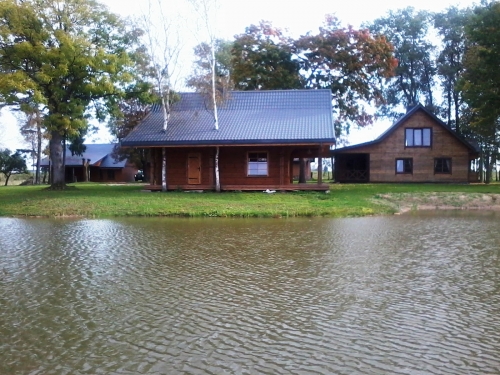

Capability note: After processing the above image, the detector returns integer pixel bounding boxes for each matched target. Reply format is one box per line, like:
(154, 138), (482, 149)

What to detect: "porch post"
(279, 148), (284, 186)
(317, 156), (323, 185)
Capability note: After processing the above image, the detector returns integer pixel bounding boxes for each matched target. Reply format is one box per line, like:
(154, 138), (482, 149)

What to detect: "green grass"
(0, 182), (499, 218)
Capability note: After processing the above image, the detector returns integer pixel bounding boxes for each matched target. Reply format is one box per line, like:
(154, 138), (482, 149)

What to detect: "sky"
(0, 0), (479, 151)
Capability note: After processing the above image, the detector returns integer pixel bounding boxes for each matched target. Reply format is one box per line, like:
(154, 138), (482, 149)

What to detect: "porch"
(143, 183), (330, 192)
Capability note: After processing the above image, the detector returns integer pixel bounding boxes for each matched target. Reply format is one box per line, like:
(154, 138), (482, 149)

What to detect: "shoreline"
(1, 184), (500, 219)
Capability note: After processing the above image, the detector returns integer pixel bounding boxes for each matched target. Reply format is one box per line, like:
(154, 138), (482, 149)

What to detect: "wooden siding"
(336, 111), (475, 183)
(148, 146), (328, 189)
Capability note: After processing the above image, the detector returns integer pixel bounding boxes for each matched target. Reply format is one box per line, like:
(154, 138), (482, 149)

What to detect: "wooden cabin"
(332, 104), (480, 183)
(121, 90), (335, 191)
(40, 143), (136, 183)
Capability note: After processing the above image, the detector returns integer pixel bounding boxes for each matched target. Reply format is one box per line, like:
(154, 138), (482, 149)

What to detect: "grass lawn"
(1, 182), (500, 218)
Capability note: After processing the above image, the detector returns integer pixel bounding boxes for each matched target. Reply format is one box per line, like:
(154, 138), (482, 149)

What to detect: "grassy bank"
(1, 183), (500, 218)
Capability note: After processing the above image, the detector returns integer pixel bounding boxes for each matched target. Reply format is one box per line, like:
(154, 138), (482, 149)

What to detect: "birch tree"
(188, 0), (222, 191)
(139, 0), (183, 192)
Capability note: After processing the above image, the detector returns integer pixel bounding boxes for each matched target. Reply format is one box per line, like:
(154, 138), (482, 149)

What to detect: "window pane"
(423, 128), (431, 146)
(396, 159), (403, 173)
(434, 158), (451, 173)
(248, 153), (268, 175)
(414, 129), (422, 146)
(405, 129), (413, 146)
(444, 159), (451, 173)
(404, 159), (412, 173)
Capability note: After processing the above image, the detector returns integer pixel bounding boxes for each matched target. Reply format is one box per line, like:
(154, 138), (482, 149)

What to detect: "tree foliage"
(0, 149), (27, 185)
(108, 97), (152, 179)
(434, 6), (471, 133)
(368, 7), (436, 117)
(459, 1), (500, 182)
(231, 21), (303, 90)
(0, 0), (147, 188)
(295, 15), (397, 138)
(186, 39), (234, 103)
(460, 1), (500, 137)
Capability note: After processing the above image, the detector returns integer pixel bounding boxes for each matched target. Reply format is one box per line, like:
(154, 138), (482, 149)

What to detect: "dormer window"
(405, 128), (431, 147)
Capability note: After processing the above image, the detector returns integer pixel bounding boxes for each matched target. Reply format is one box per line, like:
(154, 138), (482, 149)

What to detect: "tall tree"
(460, 1), (500, 183)
(295, 15), (397, 140)
(367, 7), (436, 117)
(231, 21), (303, 91)
(0, 0), (145, 189)
(434, 6), (471, 134)
(0, 149), (27, 185)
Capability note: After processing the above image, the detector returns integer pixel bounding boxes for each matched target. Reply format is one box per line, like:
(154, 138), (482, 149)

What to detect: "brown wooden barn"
(121, 90), (335, 191)
(332, 104), (480, 183)
(40, 143), (136, 183)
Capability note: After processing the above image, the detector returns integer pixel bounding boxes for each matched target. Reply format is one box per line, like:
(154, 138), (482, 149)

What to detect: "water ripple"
(1, 213), (500, 374)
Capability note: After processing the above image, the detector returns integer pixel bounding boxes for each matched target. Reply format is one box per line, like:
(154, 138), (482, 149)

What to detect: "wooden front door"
(187, 153), (201, 184)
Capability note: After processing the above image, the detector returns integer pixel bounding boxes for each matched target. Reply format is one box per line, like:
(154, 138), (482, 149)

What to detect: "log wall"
(150, 146), (304, 188)
(337, 111), (474, 183)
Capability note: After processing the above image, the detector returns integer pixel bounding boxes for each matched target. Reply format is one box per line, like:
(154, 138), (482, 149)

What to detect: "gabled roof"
(121, 89), (335, 147)
(40, 143), (126, 168)
(332, 104), (479, 153)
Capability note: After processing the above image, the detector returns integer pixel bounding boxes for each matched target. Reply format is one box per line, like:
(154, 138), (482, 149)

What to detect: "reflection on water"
(1, 213), (500, 374)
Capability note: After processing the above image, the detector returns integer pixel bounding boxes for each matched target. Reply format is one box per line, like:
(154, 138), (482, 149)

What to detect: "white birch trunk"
(215, 146), (220, 192)
(162, 147), (167, 192)
(161, 89), (169, 192)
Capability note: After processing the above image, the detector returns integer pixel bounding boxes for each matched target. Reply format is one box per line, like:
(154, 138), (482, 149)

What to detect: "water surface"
(1, 213), (500, 374)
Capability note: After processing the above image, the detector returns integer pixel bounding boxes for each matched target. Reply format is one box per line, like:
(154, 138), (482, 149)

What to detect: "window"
(434, 158), (451, 174)
(248, 152), (268, 176)
(396, 158), (413, 174)
(405, 128), (431, 147)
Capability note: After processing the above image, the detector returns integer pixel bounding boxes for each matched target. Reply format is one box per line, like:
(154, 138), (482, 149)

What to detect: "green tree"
(231, 21), (303, 90)
(460, 1), (500, 183)
(108, 97), (152, 180)
(367, 7), (436, 117)
(0, 149), (27, 185)
(0, 0), (146, 189)
(434, 6), (472, 133)
(295, 15), (397, 140)
(187, 39), (234, 100)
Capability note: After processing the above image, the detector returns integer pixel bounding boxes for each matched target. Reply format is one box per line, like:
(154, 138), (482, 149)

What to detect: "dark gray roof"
(40, 143), (126, 168)
(332, 104), (479, 154)
(121, 90), (335, 147)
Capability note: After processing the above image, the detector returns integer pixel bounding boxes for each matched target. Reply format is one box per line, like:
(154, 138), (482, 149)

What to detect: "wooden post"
(279, 148), (284, 186)
(150, 148), (155, 185)
(317, 156), (323, 185)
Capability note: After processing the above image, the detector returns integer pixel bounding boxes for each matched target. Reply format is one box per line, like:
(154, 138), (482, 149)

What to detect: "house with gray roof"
(40, 143), (136, 183)
(332, 104), (480, 183)
(121, 89), (335, 191)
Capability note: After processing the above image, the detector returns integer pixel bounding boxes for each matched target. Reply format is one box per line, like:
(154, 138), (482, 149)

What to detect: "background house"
(121, 90), (335, 191)
(332, 104), (480, 183)
(40, 143), (136, 183)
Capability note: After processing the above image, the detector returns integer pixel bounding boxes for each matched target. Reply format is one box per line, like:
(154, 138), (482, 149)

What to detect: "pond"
(1, 212), (500, 374)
